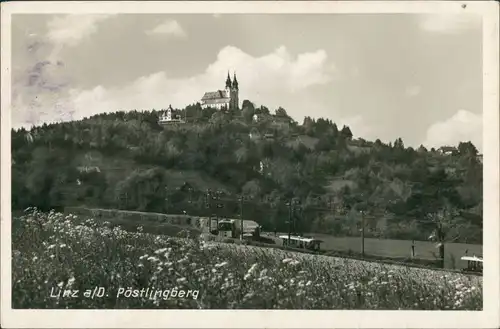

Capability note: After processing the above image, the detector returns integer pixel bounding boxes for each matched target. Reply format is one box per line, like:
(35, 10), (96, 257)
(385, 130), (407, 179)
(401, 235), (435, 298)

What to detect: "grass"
(12, 209), (482, 310)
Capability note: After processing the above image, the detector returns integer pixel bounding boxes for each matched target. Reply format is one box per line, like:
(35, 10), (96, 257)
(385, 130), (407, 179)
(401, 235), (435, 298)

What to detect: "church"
(200, 72), (239, 110)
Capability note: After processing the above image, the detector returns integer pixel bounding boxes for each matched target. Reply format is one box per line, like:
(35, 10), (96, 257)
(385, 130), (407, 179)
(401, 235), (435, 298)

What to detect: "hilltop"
(11, 101), (483, 243)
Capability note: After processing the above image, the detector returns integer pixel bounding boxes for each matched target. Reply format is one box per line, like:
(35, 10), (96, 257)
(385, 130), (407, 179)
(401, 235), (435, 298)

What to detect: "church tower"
(225, 72), (232, 99)
(231, 72), (239, 110)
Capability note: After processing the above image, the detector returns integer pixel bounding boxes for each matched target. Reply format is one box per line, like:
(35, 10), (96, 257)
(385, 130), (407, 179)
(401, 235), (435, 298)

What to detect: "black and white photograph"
(1, 1), (499, 328)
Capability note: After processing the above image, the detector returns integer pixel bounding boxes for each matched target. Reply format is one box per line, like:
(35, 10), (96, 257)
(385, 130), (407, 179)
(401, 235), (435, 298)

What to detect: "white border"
(1, 1), (499, 328)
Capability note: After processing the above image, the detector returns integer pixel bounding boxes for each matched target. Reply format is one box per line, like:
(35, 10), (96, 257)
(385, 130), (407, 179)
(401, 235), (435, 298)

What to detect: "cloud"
(405, 85), (421, 97)
(46, 14), (114, 47)
(418, 14), (481, 34)
(12, 45), (334, 129)
(44, 14), (114, 62)
(422, 109), (482, 151)
(146, 19), (186, 38)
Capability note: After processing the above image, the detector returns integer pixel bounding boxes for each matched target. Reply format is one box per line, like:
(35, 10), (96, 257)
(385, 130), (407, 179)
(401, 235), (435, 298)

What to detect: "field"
(11, 209), (482, 310)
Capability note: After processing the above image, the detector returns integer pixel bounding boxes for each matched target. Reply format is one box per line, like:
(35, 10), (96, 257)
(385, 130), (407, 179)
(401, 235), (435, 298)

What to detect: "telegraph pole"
(206, 189), (212, 232)
(361, 210), (365, 258)
(287, 200), (292, 245)
(239, 196), (244, 241)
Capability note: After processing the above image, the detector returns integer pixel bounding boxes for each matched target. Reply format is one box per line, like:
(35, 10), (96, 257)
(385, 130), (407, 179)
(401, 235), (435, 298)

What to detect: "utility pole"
(239, 196), (244, 241)
(361, 210), (365, 258)
(287, 200), (292, 246)
(215, 191), (220, 232)
(437, 223), (445, 269)
(206, 189), (212, 233)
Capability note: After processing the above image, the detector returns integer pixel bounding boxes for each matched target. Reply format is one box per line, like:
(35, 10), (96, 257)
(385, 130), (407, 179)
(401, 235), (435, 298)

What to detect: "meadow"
(12, 209), (482, 310)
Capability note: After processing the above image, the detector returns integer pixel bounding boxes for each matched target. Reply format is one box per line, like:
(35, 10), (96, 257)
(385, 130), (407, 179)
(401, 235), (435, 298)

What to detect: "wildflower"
(247, 263), (258, 275)
(215, 261), (228, 268)
(154, 248), (167, 254)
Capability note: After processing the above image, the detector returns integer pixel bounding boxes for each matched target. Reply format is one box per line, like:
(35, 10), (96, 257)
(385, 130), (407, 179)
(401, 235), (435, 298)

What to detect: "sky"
(10, 13), (483, 150)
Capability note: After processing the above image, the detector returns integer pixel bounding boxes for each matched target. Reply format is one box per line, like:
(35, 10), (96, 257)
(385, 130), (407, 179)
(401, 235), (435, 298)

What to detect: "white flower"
(247, 263), (258, 275)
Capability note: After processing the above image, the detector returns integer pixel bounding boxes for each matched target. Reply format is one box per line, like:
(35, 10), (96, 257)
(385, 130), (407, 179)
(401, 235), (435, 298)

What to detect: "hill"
(11, 101), (483, 243)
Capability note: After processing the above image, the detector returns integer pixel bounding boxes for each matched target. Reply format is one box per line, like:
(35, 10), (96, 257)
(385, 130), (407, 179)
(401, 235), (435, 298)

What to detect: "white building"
(200, 72), (239, 110)
(158, 105), (185, 125)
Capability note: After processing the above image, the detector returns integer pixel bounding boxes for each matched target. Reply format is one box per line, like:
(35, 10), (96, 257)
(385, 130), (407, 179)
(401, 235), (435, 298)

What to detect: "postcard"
(1, 1), (499, 328)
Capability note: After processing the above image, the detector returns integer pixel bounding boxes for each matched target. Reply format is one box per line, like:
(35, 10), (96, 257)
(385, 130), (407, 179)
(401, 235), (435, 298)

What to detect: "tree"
(242, 104), (255, 123)
(259, 106), (270, 115)
(458, 141), (479, 157)
(417, 144), (428, 153)
(275, 107), (288, 117)
(394, 137), (404, 149)
(241, 100), (255, 112)
(426, 204), (460, 268)
(340, 125), (353, 140)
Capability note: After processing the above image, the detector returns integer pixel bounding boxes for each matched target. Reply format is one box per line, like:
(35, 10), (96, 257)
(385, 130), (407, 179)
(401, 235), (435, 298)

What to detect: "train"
(201, 217), (261, 239)
(279, 235), (323, 251)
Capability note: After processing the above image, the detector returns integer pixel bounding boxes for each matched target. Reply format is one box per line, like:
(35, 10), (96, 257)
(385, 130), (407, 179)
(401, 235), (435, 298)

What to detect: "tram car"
(460, 255), (483, 273)
(279, 235), (323, 251)
(215, 218), (261, 239)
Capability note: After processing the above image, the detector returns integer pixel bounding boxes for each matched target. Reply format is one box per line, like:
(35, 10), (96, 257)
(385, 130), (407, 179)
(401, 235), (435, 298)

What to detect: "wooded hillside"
(11, 101), (483, 243)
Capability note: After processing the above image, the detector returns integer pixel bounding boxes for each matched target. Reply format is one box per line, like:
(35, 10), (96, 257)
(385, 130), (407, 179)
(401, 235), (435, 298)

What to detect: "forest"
(11, 100), (483, 244)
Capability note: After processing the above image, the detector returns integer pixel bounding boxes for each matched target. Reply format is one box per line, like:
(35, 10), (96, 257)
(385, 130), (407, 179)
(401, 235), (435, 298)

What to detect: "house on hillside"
(77, 166), (101, 173)
(158, 105), (185, 125)
(438, 146), (457, 155)
(200, 72), (239, 110)
(271, 115), (292, 128)
(264, 132), (275, 140)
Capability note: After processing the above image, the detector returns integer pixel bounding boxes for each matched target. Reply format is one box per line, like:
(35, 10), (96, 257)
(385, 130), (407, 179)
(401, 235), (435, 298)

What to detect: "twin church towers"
(200, 72), (239, 110)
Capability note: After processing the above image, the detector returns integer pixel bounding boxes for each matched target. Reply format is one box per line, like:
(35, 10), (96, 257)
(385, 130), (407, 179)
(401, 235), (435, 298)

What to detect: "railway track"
(200, 235), (483, 277)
